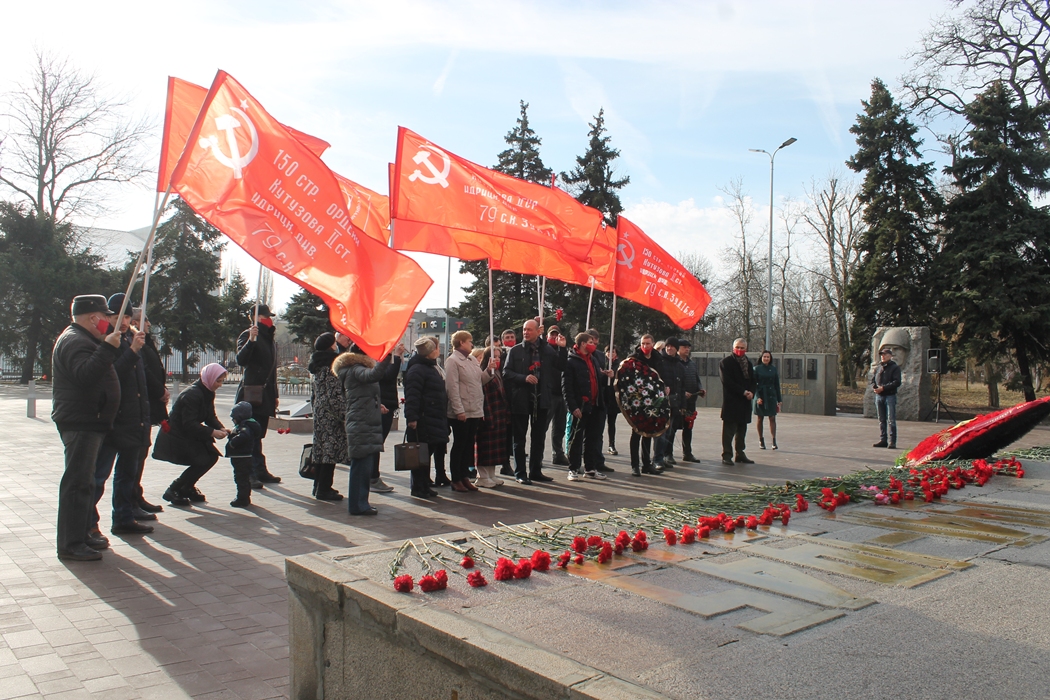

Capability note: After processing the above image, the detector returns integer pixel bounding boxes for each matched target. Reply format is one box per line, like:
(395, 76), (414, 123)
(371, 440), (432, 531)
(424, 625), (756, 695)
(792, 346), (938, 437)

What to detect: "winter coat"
(476, 372), (510, 467)
(445, 349), (491, 419)
(753, 362), (782, 417)
(632, 346), (666, 377)
(681, 356), (703, 411)
(872, 361), (902, 397)
(502, 339), (567, 415)
(404, 355), (450, 445)
(719, 354), (757, 424)
(310, 350), (349, 465)
(152, 381), (224, 466)
(378, 354), (401, 411)
(334, 351), (387, 459)
(562, 349), (604, 415)
(104, 331), (151, 451)
(141, 334), (169, 425)
(660, 350), (686, 410)
(226, 419), (263, 458)
(51, 323), (122, 433)
(235, 323), (278, 417)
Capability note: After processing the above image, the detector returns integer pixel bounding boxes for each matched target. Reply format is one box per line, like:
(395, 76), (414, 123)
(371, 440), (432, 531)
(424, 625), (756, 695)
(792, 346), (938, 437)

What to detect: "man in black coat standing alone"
(719, 338), (757, 466)
(235, 304), (281, 487)
(52, 295), (123, 561)
(503, 319), (566, 485)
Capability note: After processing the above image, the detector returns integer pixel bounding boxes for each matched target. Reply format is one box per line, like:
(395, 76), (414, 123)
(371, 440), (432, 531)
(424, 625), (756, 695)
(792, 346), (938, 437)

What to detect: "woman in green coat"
(753, 350), (782, 450)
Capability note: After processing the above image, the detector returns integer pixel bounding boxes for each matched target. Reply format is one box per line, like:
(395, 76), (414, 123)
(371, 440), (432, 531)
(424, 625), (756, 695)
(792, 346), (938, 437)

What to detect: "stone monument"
(863, 326), (931, 422)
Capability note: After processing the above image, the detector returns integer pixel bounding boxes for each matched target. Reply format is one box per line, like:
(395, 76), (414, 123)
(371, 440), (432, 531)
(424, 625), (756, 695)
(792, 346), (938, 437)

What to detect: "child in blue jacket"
(226, 402), (263, 507)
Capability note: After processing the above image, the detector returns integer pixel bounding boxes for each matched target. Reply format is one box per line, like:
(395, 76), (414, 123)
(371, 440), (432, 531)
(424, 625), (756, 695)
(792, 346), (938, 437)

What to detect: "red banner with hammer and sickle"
(391, 127), (607, 269)
(169, 70), (432, 358)
(614, 216), (710, 329)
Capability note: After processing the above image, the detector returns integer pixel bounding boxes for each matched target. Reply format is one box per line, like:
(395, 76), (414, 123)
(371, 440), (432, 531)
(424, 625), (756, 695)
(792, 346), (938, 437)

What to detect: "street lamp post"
(750, 137), (797, 352)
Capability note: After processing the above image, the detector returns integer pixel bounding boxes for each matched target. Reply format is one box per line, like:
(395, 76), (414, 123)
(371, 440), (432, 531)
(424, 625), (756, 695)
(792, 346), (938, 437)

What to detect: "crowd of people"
(50, 291), (801, 560)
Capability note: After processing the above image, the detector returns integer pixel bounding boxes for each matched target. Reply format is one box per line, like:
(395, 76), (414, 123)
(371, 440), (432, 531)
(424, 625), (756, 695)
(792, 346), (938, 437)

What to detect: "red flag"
(158, 77), (330, 192)
(333, 173), (390, 244)
(169, 71), (432, 358)
(392, 127), (605, 263)
(614, 217), (710, 329)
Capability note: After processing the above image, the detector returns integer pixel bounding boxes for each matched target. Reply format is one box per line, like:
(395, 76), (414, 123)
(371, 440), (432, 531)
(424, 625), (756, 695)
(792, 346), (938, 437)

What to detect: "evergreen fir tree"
(217, 267), (252, 351)
(562, 108), (630, 227)
(284, 289), (333, 345)
(457, 101), (554, 338)
(845, 79), (942, 360)
(940, 81), (1050, 402)
(147, 198), (227, 380)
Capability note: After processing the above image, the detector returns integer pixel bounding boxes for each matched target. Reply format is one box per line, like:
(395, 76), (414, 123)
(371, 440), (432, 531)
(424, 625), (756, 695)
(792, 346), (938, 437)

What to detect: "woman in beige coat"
(445, 331), (495, 491)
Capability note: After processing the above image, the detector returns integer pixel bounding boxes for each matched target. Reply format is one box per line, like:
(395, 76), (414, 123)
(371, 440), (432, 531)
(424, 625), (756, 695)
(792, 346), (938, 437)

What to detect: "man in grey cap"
(51, 295), (123, 561)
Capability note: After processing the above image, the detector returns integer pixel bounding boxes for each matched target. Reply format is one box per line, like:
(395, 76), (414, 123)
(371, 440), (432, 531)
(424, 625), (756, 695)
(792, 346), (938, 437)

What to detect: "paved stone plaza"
(1, 383), (1046, 699)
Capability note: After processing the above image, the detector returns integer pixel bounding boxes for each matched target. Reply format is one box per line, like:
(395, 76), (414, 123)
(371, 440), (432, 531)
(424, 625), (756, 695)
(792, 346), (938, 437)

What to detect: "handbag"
(394, 434), (426, 471)
(298, 443), (316, 479)
(242, 384), (265, 408)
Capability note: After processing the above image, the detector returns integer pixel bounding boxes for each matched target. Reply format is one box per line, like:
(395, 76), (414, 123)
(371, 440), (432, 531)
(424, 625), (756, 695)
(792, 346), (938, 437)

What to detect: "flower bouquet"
(615, 357), (670, 437)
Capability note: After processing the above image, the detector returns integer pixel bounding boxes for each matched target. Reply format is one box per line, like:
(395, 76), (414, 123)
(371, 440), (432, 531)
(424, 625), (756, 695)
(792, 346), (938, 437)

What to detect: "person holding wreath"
(753, 350), (782, 450)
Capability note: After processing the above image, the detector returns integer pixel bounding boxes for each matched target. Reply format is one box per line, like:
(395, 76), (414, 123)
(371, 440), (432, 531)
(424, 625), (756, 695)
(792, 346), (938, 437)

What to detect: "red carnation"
(573, 554), (584, 565)
(418, 574), (441, 593)
(467, 571), (488, 587)
(698, 525), (711, 538)
(461, 556), (475, 569)
(723, 520), (736, 533)
(435, 570), (448, 589)
(663, 528), (678, 545)
(680, 525), (696, 544)
(572, 536), (588, 553)
(555, 308), (564, 321)
(615, 531), (631, 548)
(614, 542), (624, 554)
(557, 551), (571, 568)
(160, 419), (171, 434)
(493, 557), (516, 581)
(393, 575), (414, 593)
(530, 550), (551, 571)
(514, 559), (533, 579)
(780, 511), (790, 526)
(586, 535), (603, 548)
(734, 516), (745, 529)
(597, 542), (613, 564)
(634, 530), (648, 543)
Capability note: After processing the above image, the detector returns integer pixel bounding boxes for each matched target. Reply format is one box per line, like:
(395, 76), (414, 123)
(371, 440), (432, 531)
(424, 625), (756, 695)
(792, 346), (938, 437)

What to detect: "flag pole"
(487, 260), (495, 366)
(540, 276), (546, 322)
(116, 185), (173, 322)
(445, 256), (452, 359)
(608, 293), (618, 372)
(585, 277), (595, 330)
(254, 263), (264, 325)
(536, 276), (542, 320)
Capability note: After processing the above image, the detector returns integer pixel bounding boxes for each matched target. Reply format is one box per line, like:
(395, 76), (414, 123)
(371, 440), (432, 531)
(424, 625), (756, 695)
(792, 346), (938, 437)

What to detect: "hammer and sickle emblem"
(198, 106), (259, 179)
(617, 231), (635, 269)
(409, 144), (451, 188)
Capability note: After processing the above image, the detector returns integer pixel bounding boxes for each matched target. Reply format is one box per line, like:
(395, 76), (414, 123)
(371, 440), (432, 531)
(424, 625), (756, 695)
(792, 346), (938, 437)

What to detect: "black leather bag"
(298, 444), (316, 479)
(242, 384), (265, 408)
(394, 435), (426, 471)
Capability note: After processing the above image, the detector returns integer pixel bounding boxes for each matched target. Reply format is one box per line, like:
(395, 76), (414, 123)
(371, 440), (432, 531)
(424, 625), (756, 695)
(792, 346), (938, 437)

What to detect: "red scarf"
(581, 351), (598, 404)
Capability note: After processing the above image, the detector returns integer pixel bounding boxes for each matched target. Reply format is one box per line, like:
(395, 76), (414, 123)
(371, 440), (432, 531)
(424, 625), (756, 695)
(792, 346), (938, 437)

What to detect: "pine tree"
(147, 198), (226, 380)
(457, 101), (554, 338)
(562, 108), (630, 227)
(845, 79), (942, 359)
(217, 267), (252, 351)
(940, 81), (1050, 402)
(284, 289), (333, 345)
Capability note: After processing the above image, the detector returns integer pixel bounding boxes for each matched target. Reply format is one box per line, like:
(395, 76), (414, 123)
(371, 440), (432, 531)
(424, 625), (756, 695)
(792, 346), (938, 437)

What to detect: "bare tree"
(800, 175), (865, 387)
(717, 179), (765, 348)
(0, 51), (151, 221)
(903, 0), (1050, 121)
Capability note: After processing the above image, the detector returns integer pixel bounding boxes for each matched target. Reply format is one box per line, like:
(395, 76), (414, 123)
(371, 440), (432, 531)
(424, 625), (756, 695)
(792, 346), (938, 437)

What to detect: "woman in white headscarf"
(153, 363), (230, 506)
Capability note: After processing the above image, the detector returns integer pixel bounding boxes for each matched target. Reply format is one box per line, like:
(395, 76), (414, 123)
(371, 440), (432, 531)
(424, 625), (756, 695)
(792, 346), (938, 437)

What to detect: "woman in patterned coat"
(475, 347), (509, 487)
(308, 333), (346, 501)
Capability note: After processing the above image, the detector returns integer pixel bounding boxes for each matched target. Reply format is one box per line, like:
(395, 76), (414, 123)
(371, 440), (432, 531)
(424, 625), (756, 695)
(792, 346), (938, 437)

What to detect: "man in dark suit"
(718, 337), (757, 466)
(503, 319), (567, 484)
(235, 304), (281, 487)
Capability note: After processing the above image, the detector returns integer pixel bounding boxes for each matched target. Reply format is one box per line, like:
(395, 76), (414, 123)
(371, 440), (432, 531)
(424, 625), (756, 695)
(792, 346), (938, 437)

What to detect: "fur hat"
(71, 295), (110, 316)
(414, 336), (437, 356)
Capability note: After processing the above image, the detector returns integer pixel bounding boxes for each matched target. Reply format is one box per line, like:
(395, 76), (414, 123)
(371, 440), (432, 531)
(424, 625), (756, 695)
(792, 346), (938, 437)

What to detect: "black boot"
(314, 463), (343, 501)
(163, 480), (191, 506)
(231, 458), (252, 507)
(433, 457), (451, 487)
(631, 463), (642, 477)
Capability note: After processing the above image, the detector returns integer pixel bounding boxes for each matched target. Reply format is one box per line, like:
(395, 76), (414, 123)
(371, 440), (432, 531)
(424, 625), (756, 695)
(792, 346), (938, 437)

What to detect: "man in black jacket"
(51, 295), (123, 561)
(132, 309), (168, 513)
(586, 328), (616, 473)
(872, 347), (902, 449)
(90, 294), (154, 539)
(235, 304), (281, 486)
(719, 338), (757, 466)
(678, 339), (704, 462)
(563, 333), (606, 481)
(503, 319), (566, 484)
(545, 326), (570, 467)
(655, 337), (685, 469)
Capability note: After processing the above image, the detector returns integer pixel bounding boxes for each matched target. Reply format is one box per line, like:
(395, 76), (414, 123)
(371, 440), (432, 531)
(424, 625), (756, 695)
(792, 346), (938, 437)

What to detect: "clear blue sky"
(0, 0), (952, 311)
